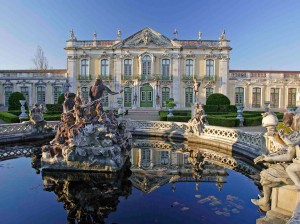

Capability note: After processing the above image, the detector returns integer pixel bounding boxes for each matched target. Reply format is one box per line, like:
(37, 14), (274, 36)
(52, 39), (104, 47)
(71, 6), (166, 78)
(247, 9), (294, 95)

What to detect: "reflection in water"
(27, 139), (261, 223)
(42, 161), (132, 224)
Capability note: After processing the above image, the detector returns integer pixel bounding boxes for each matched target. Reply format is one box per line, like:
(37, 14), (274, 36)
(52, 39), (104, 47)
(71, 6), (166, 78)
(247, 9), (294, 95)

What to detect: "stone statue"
(219, 30), (226, 40)
(198, 32), (202, 40)
(29, 104), (46, 133)
(63, 92), (75, 113)
(193, 79), (201, 103)
(133, 93), (137, 105)
(89, 78), (123, 102)
(252, 112), (300, 211)
(42, 77), (131, 172)
(156, 94), (160, 105)
(188, 103), (208, 136)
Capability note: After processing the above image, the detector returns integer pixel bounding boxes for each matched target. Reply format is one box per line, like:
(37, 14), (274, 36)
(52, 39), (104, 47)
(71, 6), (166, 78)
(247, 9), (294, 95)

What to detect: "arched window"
(37, 86), (46, 105)
(162, 87), (170, 107)
(206, 87), (213, 100)
(142, 55), (151, 79)
(252, 87), (261, 108)
(288, 88), (296, 107)
(53, 86), (62, 104)
(162, 59), (170, 80)
(185, 59), (193, 78)
(141, 149), (151, 167)
(81, 87), (89, 103)
(20, 86), (29, 104)
(81, 59), (89, 79)
(124, 59), (132, 78)
(4, 86), (12, 106)
(270, 88), (280, 108)
(235, 87), (244, 106)
(101, 59), (109, 77)
(206, 59), (214, 78)
(185, 87), (193, 107)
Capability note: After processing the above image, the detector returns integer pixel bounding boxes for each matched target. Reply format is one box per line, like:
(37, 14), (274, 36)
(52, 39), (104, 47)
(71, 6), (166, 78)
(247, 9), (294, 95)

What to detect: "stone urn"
(167, 107), (174, 117)
(19, 100), (28, 118)
(236, 105), (244, 127)
(287, 106), (298, 113)
(262, 112), (278, 134)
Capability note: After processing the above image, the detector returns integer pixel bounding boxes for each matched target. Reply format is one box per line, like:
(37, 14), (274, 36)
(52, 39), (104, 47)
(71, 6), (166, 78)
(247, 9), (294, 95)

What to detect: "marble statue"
(29, 104), (46, 133)
(252, 111), (300, 211)
(188, 103), (208, 136)
(193, 79), (201, 103)
(41, 77), (131, 172)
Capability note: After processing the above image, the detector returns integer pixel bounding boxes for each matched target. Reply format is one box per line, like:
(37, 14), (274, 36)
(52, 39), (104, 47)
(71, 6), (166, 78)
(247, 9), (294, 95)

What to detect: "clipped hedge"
(0, 112), (20, 123)
(44, 114), (61, 121)
(204, 105), (237, 113)
(207, 116), (239, 127)
(206, 93), (230, 105)
(46, 104), (63, 112)
(167, 116), (190, 122)
(243, 116), (262, 126)
(8, 92), (28, 111)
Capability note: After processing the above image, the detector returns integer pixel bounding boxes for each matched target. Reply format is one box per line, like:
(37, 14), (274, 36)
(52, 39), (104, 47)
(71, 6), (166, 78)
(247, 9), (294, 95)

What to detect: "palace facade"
(1, 27), (299, 111)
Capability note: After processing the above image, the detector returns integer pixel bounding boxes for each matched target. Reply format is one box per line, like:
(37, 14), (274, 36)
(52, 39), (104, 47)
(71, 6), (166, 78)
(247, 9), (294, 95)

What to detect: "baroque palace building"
(0, 27), (300, 111)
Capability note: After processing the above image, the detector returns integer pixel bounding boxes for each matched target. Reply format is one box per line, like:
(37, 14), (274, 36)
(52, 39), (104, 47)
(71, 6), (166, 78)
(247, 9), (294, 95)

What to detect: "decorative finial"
(93, 31), (97, 41)
(173, 29), (178, 40)
(198, 31), (202, 40)
(219, 29), (226, 40)
(117, 29), (121, 40)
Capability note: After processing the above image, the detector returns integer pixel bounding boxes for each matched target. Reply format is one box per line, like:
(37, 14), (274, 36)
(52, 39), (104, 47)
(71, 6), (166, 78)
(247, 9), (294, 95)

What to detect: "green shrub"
(0, 112), (20, 123)
(206, 93), (230, 105)
(207, 115), (239, 127)
(243, 116), (262, 126)
(204, 105), (236, 113)
(160, 116), (168, 121)
(44, 114), (61, 121)
(57, 92), (76, 105)
(46, 104), (63, 112)
(204, 105), (219, 112)
(6, 110), (29, 116)
(8, 92), (28, 111)
(167, 116), (190, 122)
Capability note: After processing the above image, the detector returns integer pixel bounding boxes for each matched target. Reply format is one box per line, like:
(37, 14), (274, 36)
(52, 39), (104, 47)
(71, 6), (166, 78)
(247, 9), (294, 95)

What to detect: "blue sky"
(0, 0), (300, 70)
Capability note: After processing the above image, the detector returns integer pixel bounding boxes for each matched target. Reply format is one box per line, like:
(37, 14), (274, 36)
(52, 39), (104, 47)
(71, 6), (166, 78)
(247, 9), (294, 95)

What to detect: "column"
(219, 58), (229, 96)
(114, 55), (122, 108)
(67, 56), (77, 93)
(172, 55), (181, 108)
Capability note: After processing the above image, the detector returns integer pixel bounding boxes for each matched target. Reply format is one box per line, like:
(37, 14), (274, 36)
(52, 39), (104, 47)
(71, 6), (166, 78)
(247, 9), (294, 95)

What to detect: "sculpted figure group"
(188, 103), (208, 136)
(41, 78), (131, 172)
(252, 111), (300, 211)
(29, 103), (47, 133)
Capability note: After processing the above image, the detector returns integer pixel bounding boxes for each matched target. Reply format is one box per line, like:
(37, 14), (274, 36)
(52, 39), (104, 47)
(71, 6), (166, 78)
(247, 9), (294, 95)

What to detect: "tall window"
(185, 59), (193, 78)
(206, 88), (213, 100)
(252, 87), (261, 108)
(162, 59), (170, 80)
(206, 59), (214, 78)
(142, 55), (151, 79)
(101, 59), (109, 77)
(185, 87), (193, 107)
(235, 87), (244, 105)
(4, 86), (12, 106)
(288, 88), (297, 107)
(141, 149), (151, 167)
(81, 87), (89, 103)
(162, 87), (170, 107)
(53, 86), (62, 104)
(81, 59), (89, 79)
(20, 86), (29, 104)
(124, 59), (132, 78)
(270, 88), (280, 108)
(124, 87), (132, 107)
(37, 86), (46, 105)
(160, 151), (169, 165)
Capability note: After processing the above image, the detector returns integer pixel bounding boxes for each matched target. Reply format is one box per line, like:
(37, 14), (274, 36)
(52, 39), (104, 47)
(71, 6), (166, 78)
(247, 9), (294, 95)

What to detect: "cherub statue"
(252, 112), (300, 211)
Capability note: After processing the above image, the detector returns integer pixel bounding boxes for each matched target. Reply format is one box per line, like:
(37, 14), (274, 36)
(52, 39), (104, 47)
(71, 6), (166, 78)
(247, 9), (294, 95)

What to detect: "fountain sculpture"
(41, 78), (132, 172)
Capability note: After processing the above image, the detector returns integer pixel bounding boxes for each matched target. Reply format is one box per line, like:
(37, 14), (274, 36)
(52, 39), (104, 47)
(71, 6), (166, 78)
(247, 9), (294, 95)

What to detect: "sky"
(0, 0), (300, 70)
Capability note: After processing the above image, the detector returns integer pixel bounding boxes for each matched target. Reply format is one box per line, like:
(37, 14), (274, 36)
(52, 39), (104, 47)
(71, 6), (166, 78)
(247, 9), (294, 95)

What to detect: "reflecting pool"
(0, 139), (264, 224)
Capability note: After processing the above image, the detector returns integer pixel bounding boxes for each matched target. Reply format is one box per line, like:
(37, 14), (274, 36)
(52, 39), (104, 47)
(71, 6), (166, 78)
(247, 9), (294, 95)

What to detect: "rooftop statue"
(41, 77), (130, 172)
(252, 111), (300, 211)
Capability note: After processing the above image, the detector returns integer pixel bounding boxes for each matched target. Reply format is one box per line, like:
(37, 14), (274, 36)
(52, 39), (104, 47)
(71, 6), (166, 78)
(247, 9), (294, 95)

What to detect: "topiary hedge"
(8, 92), (28, 111)
(204, 105), (236, 113)
(0, 112), (20, 123)
(58, 92), (76, 105)
(46, 104), (63, 112)
(243, 116), (262, 126)
(167, 116), (190, 122)
(206, 93), (230, 105)
(207, 116), (239, 127)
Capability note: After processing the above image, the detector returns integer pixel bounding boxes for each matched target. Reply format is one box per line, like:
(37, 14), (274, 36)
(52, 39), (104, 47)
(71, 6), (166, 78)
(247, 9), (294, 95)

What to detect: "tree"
(8, 92), (28, 111)
(32, 46), (48, 70)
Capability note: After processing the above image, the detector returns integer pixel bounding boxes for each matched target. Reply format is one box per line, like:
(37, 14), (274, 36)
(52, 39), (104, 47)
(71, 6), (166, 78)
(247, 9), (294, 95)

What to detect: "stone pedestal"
(257, 186), (300, 224)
